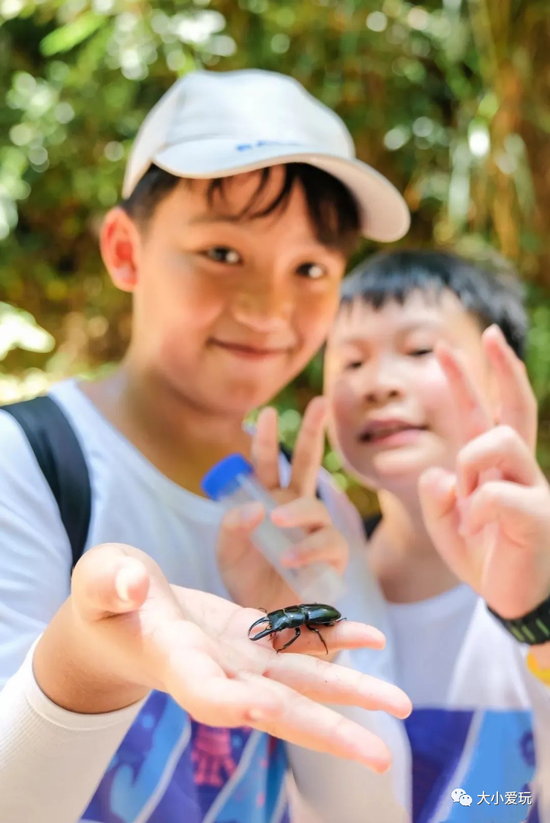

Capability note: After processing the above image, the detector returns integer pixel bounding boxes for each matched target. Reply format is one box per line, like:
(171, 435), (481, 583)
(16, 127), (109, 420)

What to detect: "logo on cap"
(236, 140), (305, 152)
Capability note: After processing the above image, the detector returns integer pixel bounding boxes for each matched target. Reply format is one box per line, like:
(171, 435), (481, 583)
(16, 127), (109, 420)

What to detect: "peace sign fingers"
(287, 396), (328, 498)
(252, 397), (327, 499)
(435, 341), (494, 446)
(252, 406), (282, 491)
(482, 325), (537, 451)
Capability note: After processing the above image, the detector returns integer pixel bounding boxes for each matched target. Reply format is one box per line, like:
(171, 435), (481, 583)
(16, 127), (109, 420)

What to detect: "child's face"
(104, 167), (347, 416)
(324, 289), (496, 492)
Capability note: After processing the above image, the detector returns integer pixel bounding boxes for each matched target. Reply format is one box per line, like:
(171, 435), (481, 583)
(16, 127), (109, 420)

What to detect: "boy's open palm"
(419, 325), (550, 619)
(217, 397), (348, 611)
(46, 542), (411, 774)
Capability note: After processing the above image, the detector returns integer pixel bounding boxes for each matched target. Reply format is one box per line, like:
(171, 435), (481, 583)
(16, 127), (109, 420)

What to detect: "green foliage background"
(1, 0), (550, 508)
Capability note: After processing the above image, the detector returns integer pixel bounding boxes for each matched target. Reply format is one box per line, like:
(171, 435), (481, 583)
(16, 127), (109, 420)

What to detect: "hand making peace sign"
(419, 324), (550, 621)
(216, 396), (349, 612)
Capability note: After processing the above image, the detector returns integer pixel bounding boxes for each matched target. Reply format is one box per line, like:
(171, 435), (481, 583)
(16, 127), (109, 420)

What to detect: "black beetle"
(248, 603), (345, 654)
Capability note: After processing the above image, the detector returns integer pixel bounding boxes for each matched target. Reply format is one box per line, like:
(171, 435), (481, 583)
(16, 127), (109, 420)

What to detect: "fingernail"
(368, 627), (386, 647)
(115, 568), (133, 602)
(357, 742), (391, 772)
(310, 395), (328, 418)
(372, 758), (391, 774)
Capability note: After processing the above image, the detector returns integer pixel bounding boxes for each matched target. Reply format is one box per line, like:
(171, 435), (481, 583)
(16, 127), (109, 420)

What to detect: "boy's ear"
(100, 207), (141, 293)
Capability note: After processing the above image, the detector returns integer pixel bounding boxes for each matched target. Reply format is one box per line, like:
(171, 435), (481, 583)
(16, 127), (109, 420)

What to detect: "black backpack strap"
(2, 395), (91, 569)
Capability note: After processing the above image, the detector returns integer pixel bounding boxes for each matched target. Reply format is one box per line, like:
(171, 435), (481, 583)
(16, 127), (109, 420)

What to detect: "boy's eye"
(204, 247), (241, 265)
(408, 348), (433, 358)
(344, 360), (364, 370)
(296, 262), (326, 280)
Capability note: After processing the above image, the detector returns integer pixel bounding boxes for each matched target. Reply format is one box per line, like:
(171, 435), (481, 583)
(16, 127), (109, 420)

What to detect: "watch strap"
(488, 594), (550, 646)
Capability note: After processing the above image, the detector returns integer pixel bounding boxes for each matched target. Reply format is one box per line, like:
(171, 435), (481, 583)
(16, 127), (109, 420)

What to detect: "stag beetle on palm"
(248, 603), (345, 654)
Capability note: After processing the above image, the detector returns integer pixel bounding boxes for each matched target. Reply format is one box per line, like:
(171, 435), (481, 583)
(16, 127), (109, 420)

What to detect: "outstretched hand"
(36, 542), (412, 775)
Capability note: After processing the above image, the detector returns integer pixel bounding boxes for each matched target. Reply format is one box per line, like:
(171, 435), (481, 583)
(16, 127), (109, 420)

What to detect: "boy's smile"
(208, 338), (294, 361)
(357, 417), (428, 446)
(325, 289), (495, 491)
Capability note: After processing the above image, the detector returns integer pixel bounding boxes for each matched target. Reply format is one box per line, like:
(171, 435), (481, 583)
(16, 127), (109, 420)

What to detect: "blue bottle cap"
(201, 453), (254, 501)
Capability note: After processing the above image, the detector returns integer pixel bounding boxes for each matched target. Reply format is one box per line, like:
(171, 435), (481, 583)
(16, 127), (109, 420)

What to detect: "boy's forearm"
(0, 637), (146, 823)
(33, 598), (149, 714)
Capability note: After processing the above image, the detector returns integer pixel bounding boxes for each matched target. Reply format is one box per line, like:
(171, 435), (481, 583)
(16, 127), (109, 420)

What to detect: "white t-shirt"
(387, 583), (550, 823)
(389, 584), (479, 704)
(0, 381), (410, 823)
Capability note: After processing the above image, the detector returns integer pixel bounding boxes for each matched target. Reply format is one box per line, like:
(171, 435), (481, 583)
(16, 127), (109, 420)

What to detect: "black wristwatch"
(488, 594), (550, 646)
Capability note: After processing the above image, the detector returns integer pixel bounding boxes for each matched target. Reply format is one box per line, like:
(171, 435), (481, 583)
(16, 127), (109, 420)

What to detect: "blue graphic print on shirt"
(83, 691), (289, 823)
(406, 708), (538, 823)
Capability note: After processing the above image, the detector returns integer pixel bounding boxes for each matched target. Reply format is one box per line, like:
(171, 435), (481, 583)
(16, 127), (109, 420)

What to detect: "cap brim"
(131, 139), (410, 243)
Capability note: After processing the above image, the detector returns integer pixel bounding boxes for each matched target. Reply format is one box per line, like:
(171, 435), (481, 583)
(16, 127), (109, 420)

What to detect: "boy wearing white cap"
(0, 70), (412, 822)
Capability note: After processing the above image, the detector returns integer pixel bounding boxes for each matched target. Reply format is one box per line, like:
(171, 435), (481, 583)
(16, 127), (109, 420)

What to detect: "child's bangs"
(339, 250), (528, 358)
(206, 163), (361, 254)
(122, 162), (361, 254)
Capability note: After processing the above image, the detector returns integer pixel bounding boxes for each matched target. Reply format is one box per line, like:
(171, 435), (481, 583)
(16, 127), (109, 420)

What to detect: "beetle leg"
(306, 625), (329, 655)
(247, 615), (271, 638)
(276, 628), (301, 653)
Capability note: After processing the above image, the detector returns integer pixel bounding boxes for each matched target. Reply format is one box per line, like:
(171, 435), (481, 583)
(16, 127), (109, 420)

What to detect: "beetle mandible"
(248, 603), (345, 654)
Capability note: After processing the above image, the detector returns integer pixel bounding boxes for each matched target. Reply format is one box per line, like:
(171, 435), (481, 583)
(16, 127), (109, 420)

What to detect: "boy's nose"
(363, 385), (402, 405)
(232, 288), (291, 334)
(361, 364), (404, 405)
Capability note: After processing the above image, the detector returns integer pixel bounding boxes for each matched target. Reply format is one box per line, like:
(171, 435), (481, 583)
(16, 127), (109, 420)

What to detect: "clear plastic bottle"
(202, 454), (346, 604)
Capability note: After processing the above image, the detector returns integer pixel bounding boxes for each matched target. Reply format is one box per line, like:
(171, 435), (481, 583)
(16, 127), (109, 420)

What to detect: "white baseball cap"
(123, 69), (410, 243)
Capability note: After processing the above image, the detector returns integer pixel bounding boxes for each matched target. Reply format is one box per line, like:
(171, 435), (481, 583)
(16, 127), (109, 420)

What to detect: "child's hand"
(217, 397), (349, 612)
(418, 325), (550, 620)
(34, 543), (411, 774)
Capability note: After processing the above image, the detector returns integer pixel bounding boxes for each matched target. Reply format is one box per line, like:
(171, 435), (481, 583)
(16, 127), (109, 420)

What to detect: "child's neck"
(368, 488), (461, 604)
(81, 362), (253, 496)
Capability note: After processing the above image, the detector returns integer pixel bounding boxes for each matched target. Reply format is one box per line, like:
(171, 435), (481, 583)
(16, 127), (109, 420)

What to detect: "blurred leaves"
(40, 12), (106, 56)
(0, 302), (54, 359)
(1, 0), (550, 495)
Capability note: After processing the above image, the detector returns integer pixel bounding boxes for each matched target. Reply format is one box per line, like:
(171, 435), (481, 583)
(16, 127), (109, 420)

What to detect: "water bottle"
(202, 454), (346, 604)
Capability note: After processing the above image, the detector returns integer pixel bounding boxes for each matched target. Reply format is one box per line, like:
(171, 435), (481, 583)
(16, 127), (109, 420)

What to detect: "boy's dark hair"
(121, 163), (361, 254)
(340, 249), (528, 358)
